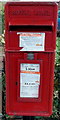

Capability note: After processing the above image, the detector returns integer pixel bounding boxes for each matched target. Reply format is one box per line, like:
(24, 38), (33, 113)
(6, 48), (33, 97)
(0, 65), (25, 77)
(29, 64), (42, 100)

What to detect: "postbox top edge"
(5, 2), (58, 6)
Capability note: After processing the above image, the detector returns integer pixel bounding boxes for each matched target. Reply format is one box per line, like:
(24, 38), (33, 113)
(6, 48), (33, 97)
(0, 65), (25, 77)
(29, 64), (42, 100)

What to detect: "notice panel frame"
(17, 59), (43, 102)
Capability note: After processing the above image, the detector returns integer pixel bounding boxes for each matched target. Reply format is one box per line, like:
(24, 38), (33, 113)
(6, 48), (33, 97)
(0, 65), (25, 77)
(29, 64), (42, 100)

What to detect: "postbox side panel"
(6, 52), (55, 116)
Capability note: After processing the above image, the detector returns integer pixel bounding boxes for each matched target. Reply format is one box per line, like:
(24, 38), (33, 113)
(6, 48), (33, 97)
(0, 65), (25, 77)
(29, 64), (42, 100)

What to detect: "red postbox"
(5, 2), (57, 116)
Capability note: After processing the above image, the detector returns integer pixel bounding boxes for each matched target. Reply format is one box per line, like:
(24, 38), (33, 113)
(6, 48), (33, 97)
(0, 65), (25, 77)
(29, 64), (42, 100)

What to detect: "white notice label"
(20, 64), (40, 98)
(19, 32), (45, 51)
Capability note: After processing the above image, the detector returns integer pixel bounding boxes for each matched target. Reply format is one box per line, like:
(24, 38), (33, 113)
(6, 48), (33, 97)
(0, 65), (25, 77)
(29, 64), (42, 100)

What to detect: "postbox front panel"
(6, 52), (55, 116)
(5, 2), (57, 117)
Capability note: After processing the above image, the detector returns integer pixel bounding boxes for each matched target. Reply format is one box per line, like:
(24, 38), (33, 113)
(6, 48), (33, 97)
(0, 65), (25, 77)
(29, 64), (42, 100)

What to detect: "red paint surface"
(5, 2), (58, 116)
